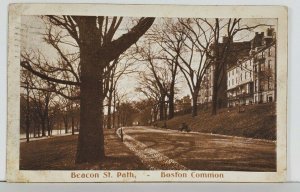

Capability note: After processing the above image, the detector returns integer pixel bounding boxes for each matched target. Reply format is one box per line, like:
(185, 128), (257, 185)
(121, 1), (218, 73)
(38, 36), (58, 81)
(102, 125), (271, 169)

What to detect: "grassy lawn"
(20, 129), (147, 170)
(156, 103), (276, 140)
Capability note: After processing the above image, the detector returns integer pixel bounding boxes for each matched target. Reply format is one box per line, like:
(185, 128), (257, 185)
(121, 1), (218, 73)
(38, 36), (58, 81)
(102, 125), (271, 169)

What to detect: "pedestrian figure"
(180, 122), (191, 132)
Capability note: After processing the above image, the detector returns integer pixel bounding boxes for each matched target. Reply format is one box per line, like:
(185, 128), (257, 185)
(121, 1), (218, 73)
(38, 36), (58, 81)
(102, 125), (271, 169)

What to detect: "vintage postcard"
(6, 4), (287, 182)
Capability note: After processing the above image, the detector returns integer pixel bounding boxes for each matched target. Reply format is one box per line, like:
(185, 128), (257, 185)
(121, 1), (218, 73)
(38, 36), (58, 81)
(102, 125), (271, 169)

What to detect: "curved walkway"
(117, 127), (187, 170)
(117, 126), (276, 171)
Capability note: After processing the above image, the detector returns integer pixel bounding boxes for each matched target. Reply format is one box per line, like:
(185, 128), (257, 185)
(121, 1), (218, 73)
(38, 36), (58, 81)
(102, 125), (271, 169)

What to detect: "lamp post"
(163, 100), (168, 128)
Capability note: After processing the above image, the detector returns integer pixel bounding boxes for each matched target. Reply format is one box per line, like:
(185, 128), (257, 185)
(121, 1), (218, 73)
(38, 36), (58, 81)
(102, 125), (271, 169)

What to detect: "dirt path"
(119, 126), (276, 171)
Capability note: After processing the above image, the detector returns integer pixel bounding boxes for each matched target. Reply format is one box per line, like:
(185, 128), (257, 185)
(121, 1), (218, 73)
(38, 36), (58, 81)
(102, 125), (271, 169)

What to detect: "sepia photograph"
(6, 4), (287, 182)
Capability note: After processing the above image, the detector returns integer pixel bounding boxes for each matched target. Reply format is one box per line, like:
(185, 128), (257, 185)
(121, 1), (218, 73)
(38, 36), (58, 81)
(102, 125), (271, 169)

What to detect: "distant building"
(198, 66), (213, 105)
(253, 28), (276, 104)
(227, 28), (276, 107)
(198, 28), (276, 108)
(227, 58), (254, 107)
(175, 95), (192, 112)
(197, 36), (252, 108)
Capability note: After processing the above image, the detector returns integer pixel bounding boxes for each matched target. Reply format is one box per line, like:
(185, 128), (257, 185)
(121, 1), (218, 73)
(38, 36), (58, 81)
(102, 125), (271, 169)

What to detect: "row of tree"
(20, 16), (263, 163)
(21, 16), (155, 163)
(20, 69), (80, 141)
(135, 18), (263, 120)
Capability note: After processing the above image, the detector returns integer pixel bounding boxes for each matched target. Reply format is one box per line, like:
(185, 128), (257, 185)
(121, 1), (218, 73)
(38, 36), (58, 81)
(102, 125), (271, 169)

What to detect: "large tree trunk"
(159, 95), (165, 121)
(112, 91), (116, 129)
(46, 113), (51, 136)
(37, 124), (40, 137)
(107, 90), (113, 129)
(25, 84), (30, 142)
(153, 107), (158, 122)
(64, 116), (68, 134)
(33, 122), (36, 138)
(71, 115), (75, 135)
(117, 102), (120, 128)
(47, 121), (51, 136)
(192, 92), (198, 117)
(168, 91), (174, 119)
(41, 118), (46, 137)
(75, 17), (105, 163)
(76, 62), (105, 163)
(212, 67), (219, 115)
(73, 16), (155, 163)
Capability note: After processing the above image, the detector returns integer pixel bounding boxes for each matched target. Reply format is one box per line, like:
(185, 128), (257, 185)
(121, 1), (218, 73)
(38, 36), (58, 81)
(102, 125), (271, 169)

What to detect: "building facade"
(253, 32), (276, 103)
(227, 28), (276, 107)
(175, 95), (192, 112)
(198, 65), (214, 105)
(227, 58), (254, 107)
(197, 37), (252, 108)
(197, 28), (276, 108)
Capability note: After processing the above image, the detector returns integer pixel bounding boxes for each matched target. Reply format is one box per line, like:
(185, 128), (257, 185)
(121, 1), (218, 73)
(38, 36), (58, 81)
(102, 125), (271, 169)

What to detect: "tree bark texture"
(107, 90), (113, 129)
(192, 91), (199, 117)
(75, 17), (105, 163)
(168, 91), (175, 119)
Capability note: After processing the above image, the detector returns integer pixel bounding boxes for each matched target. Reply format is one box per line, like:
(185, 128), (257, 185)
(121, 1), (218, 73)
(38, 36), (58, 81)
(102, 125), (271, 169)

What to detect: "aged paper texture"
(7, 4), (287, 182)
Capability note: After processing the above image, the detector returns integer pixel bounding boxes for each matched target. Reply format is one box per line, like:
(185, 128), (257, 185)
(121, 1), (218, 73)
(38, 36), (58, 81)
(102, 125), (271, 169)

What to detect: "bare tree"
(104, 52), (136, 129)
(136, 71), (162, 122)
(21, 16), (155, 163)
(136, 42), (173, 121)
(134, 99), (156, 125)
(201, 18), (266, 115)
(20, 69), (32, 142)
(146, 19), (184, 119)
(22, 83), (54, 137)
(168, 18), (214, 116)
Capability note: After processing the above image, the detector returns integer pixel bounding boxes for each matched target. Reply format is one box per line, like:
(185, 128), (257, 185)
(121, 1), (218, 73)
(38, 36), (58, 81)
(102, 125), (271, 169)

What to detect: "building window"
(232, 79), (234, 85)
(268, 60), (271, 69)
(250, 71), (252, 78)
(261, 63), (265, 71)
(241, 74), (242, 81)
(268, 48), (272, 56)
(255, 80), (258, 91)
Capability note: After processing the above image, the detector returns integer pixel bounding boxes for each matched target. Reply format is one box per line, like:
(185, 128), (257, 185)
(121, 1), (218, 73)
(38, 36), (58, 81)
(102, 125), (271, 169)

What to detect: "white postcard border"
(7, 4), (287, 182)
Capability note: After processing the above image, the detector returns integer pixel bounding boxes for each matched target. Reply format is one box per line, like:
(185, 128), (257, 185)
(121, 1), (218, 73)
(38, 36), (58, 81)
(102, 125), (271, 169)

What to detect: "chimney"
(267, 28), (274, 37)
(264, 28), (275, 46)
(251, 32), (264, 49)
